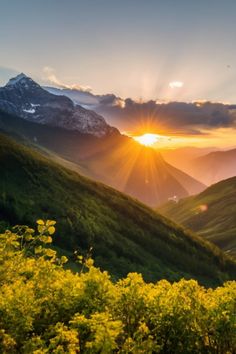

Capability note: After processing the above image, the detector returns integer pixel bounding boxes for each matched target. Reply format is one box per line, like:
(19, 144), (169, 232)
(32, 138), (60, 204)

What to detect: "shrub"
(0, 221), (235, 353)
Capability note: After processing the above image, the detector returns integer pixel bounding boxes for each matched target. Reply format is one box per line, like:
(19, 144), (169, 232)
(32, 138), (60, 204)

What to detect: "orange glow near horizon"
(127, 127), (236, 150)
(131, 131), (205, 149)
(134, 133), (160, 146)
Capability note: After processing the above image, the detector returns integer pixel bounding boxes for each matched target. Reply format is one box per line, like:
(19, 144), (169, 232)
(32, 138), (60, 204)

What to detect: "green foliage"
(0, 221), (235, 353)
(0, 133), (235, 286)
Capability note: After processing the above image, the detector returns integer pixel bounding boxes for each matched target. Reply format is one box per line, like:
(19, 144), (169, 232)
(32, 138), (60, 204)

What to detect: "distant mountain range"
(159, 177), (236, 258)
(0, 73), (118, 137)
(161, 146), (236, 186)
(186, 149), (236, 185)
(0, 133), (235, 285)
(160, 147), (219, 173)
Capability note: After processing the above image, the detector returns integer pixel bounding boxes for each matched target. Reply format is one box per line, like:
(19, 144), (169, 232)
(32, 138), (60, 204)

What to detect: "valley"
(1, 133), (234, 285)
(1, 2), (236, 351)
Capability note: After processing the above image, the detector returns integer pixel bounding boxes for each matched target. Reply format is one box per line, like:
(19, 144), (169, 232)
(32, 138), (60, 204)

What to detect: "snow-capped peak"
(5, 73), (41, 91)
(6, 73), (28, 86)
(0, 74), (119, 137)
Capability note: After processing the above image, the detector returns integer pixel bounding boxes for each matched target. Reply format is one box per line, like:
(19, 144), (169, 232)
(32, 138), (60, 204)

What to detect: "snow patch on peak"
(23, 108), (36, 114)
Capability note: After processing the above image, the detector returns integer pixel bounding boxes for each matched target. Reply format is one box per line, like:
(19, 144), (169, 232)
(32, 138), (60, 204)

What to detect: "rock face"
(0, 73), (119, 137)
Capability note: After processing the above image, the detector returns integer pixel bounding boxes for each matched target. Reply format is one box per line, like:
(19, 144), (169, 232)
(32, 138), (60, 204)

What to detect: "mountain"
(0, 73), (118, 137)
(0, 132), (235, 285)
(81, 139), (206, 205)
(0, 106), (205, 206)
(184, 149), (236, 185)
(159, 177), (236, 258)
(160, 147), (218, 175)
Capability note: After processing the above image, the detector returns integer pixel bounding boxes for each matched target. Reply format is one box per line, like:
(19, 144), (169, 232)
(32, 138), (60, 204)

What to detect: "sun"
(133, 133), (159, 146)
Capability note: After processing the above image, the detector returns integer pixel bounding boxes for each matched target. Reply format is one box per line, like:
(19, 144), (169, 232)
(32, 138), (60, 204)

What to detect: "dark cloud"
(95, 99), (236, 135)
(98, 94), (117, 105)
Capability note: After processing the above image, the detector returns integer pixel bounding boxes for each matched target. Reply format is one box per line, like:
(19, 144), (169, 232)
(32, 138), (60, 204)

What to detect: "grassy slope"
(159, 177), (236, 258)
(0, 133), (235, 286)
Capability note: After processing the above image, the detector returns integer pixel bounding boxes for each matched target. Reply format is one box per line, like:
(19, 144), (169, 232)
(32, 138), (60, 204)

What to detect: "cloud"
(42, 67), (92, 92)
(98, 94), (125, 108)
(40, 73), (236, 135)
(169, 81), (184, 89)
(112, 98), (126, 108)
(94, 98), (236, 135)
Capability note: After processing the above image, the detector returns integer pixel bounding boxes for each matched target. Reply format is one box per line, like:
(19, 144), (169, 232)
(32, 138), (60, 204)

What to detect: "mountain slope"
(159, 177), (236, 258)
(0, 73), (118, 137)
(0, 133), (235, 285)
(160, 147), (218, 175)
(83, 139), (206, 205)
(0, 107), (205, 206)
(186, 149), (236, 185)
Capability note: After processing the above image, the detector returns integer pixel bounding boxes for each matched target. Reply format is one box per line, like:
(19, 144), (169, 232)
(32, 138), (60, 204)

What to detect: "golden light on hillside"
(134, 133), (159, 146)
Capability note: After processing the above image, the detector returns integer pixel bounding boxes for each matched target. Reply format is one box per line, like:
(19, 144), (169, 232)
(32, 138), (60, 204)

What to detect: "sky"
(1, 0), (236, 103)
(0, 0), (236, 149)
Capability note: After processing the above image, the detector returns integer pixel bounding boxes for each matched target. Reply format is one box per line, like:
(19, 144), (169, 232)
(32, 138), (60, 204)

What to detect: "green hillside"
(159, 177), (236, 258)
(0, 133), (235, 285)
